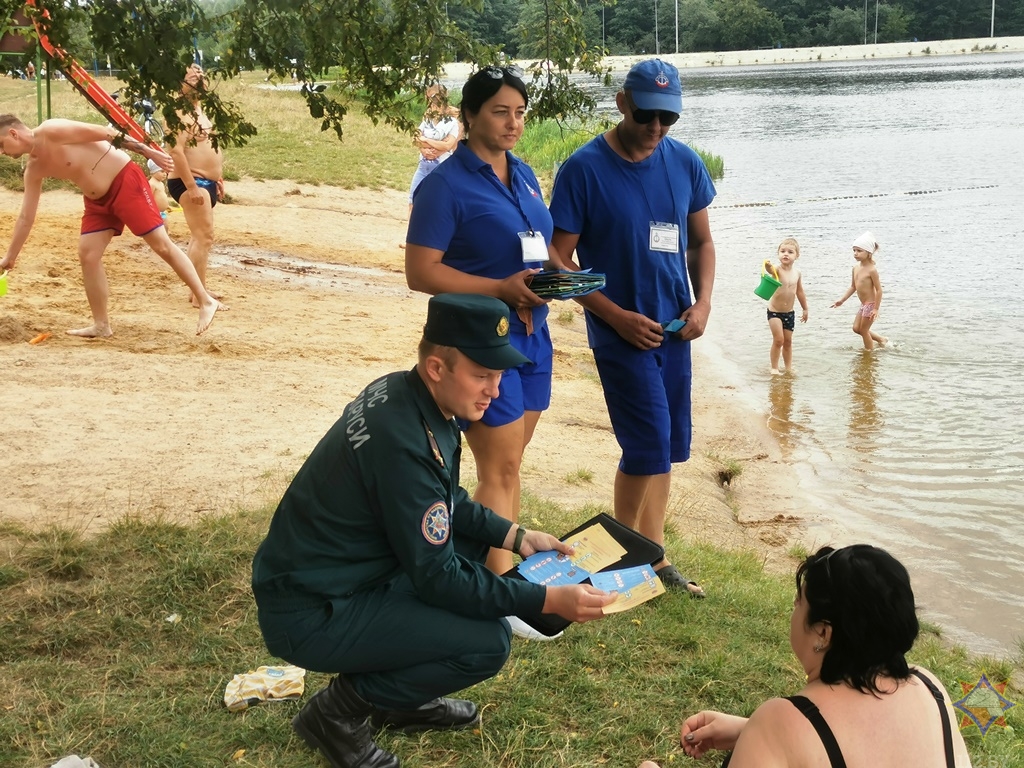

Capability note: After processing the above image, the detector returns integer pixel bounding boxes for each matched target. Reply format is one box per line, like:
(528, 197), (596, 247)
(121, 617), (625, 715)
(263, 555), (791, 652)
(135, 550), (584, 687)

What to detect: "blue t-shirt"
(548, 135), (716, 348)
(407, 141), (552, 333)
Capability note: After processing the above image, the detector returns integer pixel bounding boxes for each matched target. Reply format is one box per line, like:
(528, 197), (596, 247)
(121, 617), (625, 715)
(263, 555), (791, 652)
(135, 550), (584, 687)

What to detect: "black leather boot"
(371, 697), (479, 734)
(292, 675), (400, 768)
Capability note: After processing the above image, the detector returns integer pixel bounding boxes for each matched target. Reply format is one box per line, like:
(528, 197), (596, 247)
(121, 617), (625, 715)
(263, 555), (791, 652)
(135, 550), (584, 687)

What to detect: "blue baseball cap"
(623, 59), (682, 114)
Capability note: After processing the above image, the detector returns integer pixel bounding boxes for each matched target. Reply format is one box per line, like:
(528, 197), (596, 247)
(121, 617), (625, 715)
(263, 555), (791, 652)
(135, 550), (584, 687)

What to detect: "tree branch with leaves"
(6, 0), (612, 147)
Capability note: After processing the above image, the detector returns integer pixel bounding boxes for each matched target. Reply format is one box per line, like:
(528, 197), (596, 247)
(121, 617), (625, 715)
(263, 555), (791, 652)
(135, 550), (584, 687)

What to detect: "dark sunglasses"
(481, 64), (524, 80)
(626, 93), (680, 126)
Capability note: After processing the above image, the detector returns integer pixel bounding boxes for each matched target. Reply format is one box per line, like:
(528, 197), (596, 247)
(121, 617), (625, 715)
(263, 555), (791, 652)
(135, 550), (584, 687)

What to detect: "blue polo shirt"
(407, 141), (552, 333)
(549, 135), (716, 349)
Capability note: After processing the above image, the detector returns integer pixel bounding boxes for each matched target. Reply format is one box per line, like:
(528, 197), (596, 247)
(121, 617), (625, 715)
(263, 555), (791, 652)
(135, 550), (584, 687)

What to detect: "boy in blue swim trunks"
(766, 237), (809, 375)
(168, 63), (225, 308)
(549, 60), (715, 597)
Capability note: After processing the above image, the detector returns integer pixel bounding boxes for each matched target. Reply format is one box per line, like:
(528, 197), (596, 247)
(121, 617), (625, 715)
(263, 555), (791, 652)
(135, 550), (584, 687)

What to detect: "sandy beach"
(0, 180), (808, 577)
(10, 35), (1022, 580)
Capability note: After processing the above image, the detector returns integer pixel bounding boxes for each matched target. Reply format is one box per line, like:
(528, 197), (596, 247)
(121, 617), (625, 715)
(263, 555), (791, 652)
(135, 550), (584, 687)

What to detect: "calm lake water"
(598, 53), (1024, 656)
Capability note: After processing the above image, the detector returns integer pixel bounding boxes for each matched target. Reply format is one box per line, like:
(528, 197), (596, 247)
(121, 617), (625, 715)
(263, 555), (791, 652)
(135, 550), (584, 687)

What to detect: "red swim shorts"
(81, 161), (164, 237)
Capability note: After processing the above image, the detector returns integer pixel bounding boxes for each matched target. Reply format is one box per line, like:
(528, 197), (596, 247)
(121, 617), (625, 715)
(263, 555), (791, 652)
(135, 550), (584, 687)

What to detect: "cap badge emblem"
(655, 72), (669, 88)
(496, 317), (509, 337)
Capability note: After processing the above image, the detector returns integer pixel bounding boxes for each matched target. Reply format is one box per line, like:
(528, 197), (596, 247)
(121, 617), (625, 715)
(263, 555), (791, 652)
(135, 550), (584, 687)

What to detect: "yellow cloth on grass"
(224, 664), (306, 712)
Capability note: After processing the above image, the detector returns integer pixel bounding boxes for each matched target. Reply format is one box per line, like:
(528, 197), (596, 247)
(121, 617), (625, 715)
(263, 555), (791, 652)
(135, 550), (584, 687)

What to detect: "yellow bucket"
(0, 270), (8, 297)
(754, 272), (781, 300)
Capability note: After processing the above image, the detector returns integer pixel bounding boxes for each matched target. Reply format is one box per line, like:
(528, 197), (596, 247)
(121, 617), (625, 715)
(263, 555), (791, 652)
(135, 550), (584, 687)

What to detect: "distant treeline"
(27, 0), (1022, 71)
(449, 0), (1023, 58)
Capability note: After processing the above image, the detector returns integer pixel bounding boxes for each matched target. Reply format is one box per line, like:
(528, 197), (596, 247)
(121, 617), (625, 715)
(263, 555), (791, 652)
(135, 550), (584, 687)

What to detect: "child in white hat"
(147, 158), (172, 218)
(830, 232), (887, 349)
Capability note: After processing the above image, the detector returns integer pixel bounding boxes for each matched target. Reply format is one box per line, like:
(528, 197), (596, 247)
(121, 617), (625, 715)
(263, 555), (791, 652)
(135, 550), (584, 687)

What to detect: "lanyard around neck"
(612, 127), (680, 226)
(478, 153), (538, 234)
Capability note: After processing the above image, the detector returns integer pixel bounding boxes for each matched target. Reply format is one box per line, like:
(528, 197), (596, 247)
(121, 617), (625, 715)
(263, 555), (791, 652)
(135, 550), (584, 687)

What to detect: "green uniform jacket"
(252, 367), (546, 619)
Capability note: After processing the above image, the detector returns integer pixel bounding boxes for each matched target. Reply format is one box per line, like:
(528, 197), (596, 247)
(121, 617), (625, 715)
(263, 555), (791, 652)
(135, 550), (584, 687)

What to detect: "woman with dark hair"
(405, 66), (566, 641)
(639, 545), (971, 768)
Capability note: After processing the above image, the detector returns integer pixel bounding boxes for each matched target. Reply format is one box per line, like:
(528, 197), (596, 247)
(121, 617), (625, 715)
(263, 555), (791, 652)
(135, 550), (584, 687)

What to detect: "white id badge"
(519, 231), (548, 263)
(649, 221), (680, 253)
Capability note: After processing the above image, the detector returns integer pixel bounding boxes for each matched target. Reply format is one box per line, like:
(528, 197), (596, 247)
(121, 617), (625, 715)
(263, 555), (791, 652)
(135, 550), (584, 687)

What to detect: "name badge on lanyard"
(519, 231), (547, 264)
(649, 221), (680, 253)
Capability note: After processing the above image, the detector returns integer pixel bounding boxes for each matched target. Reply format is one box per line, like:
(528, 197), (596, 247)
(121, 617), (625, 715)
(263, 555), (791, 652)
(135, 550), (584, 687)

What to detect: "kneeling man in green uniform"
(252, 293), (616, 768)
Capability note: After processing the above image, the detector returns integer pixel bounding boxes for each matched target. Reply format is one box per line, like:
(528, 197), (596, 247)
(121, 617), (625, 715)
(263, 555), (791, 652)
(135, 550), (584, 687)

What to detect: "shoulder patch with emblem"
(421, 501), (450, 545)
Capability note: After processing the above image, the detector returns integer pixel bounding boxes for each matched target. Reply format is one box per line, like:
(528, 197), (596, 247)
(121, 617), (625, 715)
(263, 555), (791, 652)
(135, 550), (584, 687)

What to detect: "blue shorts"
(460, 324), (552, 431)
(593, 337), (692, 476)
(167, 176), (218, 208)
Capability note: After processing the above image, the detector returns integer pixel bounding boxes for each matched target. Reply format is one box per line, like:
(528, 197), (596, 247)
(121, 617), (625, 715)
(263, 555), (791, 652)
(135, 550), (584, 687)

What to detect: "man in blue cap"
(548, 59), (716, 598)
(252, 293), (615, 768)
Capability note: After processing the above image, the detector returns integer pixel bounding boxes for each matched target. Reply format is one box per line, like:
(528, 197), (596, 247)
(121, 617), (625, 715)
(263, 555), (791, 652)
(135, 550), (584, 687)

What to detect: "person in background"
(408, 83), (460, 211)
(638, 545), (971, 768)
(167, 63), (225, 307)
(398, 82), (461, 250)
(548, 59), (715, 597)
(252, 293), (615, 768)
(404, 66), (569, 640)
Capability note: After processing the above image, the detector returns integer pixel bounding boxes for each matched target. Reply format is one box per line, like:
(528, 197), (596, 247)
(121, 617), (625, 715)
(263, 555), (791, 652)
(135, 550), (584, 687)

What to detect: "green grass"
(564, 467), (595, 485)
(556, 307), (577, 325)
(516, 119), (603, 185)
(787, 542), (811, 561)
(515, 118), (724, 192)
(698, 148), (725, 180)
(1, 74), (724, 196)
(1, 496), (1021, 768)
(0, 74), (421, 191)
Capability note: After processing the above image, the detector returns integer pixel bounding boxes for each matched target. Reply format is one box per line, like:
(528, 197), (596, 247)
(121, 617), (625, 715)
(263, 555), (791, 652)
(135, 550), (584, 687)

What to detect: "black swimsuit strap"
(785, 695), (848, 768)
(909, 669), (956, 768)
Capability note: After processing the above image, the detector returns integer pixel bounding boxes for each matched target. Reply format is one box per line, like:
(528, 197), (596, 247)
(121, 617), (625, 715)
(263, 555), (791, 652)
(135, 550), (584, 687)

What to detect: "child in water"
(766, 237), (809, 374)
(831, 231), (887, 350)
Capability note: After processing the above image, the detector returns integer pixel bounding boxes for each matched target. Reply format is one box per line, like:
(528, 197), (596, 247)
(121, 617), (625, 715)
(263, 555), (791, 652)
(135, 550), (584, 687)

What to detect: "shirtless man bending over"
(0, 113), (222, 336)
(168, 63), (224, 307)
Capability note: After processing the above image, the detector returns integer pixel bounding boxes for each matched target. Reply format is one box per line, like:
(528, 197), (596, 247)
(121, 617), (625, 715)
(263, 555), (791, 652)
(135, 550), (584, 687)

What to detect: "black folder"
(502, 512), (665, 637)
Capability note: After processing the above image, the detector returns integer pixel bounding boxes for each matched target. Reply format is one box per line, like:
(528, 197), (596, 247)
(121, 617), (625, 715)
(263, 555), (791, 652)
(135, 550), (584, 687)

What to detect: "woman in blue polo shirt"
(405, 66), (562, 640)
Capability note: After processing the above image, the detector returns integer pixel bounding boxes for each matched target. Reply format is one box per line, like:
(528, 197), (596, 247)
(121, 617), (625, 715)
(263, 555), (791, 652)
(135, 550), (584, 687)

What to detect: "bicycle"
(110, 90), (165, 144)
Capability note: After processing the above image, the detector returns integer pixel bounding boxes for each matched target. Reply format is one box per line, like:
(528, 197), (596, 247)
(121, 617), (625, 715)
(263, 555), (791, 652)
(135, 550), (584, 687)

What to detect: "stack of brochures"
(516, 521), (664, 614)
(529, 269), (606, 300)
(503, 512), (666, 636)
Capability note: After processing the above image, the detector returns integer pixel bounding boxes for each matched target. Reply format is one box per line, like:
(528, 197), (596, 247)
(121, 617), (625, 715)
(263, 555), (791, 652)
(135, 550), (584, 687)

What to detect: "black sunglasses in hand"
(626, 93), (680, 126)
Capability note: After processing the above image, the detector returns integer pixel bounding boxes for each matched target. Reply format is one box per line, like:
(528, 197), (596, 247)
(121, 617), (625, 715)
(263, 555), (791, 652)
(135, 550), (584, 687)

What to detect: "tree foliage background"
(1, 0), (617, 145)
(450, 0), (1023, 55)
(2, 0), (1022, 147)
